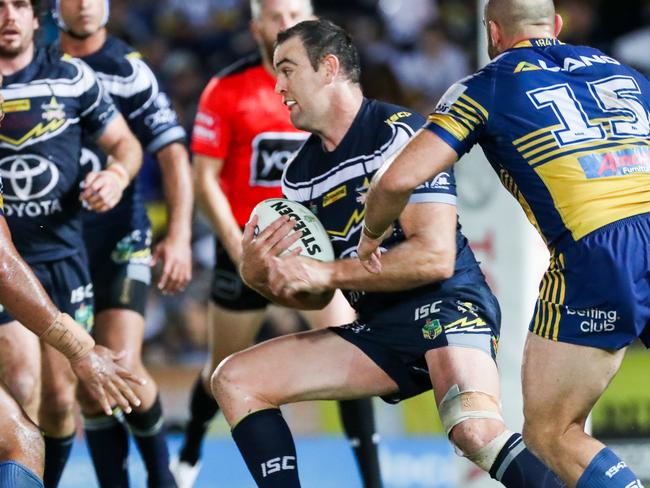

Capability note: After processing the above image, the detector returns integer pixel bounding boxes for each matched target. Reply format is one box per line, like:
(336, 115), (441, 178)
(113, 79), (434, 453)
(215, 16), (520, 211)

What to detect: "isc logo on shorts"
(249, 132), (307, 187)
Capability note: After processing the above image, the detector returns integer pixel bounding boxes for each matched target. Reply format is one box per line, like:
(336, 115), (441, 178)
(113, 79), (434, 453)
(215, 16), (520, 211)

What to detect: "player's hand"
(240, 214), (302, 291)
(152, 235), (192, 294)
(80, 170), (126, 212)
(71, 345), (145, 416)
(356, 225), (392, 274)
(268, 253), (330, 296)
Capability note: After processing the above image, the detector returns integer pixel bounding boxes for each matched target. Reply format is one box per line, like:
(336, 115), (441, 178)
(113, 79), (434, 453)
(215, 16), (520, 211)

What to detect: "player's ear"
(250, 20), (262, 45)
(321, 54), (339, 83)
(488, 20), (501, 49)
(553, 14), (563, 37)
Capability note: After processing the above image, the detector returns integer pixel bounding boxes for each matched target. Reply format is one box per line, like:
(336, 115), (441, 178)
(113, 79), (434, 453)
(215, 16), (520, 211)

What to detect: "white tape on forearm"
(40, 312), (95, 362)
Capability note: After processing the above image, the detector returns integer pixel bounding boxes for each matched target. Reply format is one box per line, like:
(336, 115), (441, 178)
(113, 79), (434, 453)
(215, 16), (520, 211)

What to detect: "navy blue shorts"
(85, 224), (151, 315)
(332, 279), (501, 403)
(530, 213), (650, 350)
(0, 252), (94, 331)
(210, 239), (269, 311)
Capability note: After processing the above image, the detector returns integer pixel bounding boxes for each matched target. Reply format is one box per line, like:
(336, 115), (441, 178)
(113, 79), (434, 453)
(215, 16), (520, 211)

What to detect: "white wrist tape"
(40, 312), (95, 362)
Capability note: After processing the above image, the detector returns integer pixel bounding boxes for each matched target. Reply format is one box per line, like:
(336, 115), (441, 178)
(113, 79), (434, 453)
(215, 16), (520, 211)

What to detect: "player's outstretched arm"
(151, 142), (193, 294)
(359, 129), (458, 270)
(81, 114), (143, 212)
(0, 217), (145, 415)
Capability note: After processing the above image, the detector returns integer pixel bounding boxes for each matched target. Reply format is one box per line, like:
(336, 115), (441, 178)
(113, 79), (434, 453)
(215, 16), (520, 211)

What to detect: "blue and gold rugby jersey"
(0, 47), (117, 263)
(425, 38), (650, 249)
(283, 98), (482, 317)
(59, 36), (186, 231)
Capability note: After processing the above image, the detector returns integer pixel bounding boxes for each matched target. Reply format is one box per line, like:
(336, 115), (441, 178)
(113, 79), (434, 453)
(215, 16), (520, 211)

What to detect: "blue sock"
(125, 396), (175, 488)
(43, 434), (74, 488)
(0, 461), (43, 488)
(231, 408), (300, 487)
(577, 447), (643, 488)
(489, 433), (566, 487)
(84, 412), (130, 487)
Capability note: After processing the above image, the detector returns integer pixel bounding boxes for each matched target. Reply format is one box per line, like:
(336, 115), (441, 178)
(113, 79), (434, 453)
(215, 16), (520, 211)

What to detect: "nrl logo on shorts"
(422, 318), (442, 340)
(41, 97), (66, 122)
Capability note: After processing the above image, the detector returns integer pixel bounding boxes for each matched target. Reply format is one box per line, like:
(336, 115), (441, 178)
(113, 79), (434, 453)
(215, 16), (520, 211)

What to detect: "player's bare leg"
(522, 332), (640, 487)
(39, 342), (78, 488)
(425, 346), (564, 487)
(79, 308), (175, 488)
(174, 303), (266, 486)
(0, 321), (41, 422)
(213, 328), (397, 487)
(0, 380), (45, 487)
(301, 292), (383, 488)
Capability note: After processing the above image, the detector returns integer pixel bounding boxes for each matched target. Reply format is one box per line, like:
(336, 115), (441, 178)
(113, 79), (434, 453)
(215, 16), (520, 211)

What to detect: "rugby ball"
(250, 198), (334, 262)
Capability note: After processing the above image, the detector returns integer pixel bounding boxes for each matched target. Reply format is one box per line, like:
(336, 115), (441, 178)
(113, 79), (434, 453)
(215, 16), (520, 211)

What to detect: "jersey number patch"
(527, 76), (650, 146)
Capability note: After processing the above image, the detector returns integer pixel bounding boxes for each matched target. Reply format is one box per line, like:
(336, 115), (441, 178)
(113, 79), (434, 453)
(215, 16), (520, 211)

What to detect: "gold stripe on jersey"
(458, 94), (488, 121)
(449, 107), (478, 130)
(512, 124), (562, 146)
(528, 138), (649, 167)
(453, 101), (482, 125)
(522, 140), (559, 160)
(427, 114), (469, 141)
(517, 133), (555, 152)
(498, 169), (546, 244)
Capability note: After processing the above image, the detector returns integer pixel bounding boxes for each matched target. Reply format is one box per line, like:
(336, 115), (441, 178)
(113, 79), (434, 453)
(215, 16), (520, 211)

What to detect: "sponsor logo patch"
(578, 147), (650, 178)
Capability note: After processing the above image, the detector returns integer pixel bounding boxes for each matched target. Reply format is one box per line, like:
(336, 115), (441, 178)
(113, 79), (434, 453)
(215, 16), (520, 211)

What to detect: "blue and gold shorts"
(530, 213), (650, 350)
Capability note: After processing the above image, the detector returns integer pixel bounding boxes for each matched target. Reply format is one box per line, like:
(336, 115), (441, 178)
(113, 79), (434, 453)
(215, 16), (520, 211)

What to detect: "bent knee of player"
(450, 418), (506, 456)
(211, 353), (251, 403)
(41, 387), (77, 425)
(6, 371), (40, 410)
(522, 416), (574, 462)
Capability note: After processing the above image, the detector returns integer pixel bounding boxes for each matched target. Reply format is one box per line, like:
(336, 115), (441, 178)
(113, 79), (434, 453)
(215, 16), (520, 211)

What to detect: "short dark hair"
(31, 0), (42, 16)
(276, 19), (361, 84)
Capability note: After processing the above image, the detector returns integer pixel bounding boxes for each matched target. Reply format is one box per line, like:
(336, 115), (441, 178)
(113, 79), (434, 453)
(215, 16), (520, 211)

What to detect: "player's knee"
(41, 389), (77, 425)
(439, 385), (508, 470)
(450, 418), (506, 456)
(6, 371), (39, 409)
(522, 416), (568, 462)
(211, 353), (254, 403)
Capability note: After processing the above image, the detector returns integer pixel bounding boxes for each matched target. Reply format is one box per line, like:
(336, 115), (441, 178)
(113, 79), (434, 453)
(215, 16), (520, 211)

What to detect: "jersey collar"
(511, 38), (564, 49)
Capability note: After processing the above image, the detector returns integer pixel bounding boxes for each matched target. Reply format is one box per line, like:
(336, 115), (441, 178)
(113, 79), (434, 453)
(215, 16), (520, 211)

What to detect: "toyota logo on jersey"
(0, 154), (63, 217)
(249, 132), (308, 187)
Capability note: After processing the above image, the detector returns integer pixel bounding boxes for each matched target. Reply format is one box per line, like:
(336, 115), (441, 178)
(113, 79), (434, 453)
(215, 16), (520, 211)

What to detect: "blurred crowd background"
(37, 0), (650, 372)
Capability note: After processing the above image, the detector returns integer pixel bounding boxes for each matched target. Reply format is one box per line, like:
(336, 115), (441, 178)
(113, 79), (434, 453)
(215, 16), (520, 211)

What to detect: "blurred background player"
(0, 72), (143, 488)
(0, 0), (143, 486)
(357, 0), (650, 486)
(55, 0), (193, 486)
(171, 1), (382, 487)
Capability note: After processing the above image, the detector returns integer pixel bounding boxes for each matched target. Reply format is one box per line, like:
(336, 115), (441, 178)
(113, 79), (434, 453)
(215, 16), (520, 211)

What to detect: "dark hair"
(276, 19), (361, 84)
(31, 0), (41, 16)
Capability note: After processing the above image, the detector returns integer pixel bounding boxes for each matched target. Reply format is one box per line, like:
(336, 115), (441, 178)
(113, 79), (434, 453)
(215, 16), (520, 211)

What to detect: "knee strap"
(438, 384), (503, 436)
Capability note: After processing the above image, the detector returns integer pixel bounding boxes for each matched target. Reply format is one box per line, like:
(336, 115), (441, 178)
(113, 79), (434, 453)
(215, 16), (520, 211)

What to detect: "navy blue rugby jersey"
(282, 98), (483, 317)
(65, 36), (186, 231)
(426, 38), (650, 248)
(0, 47), (118, 263)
